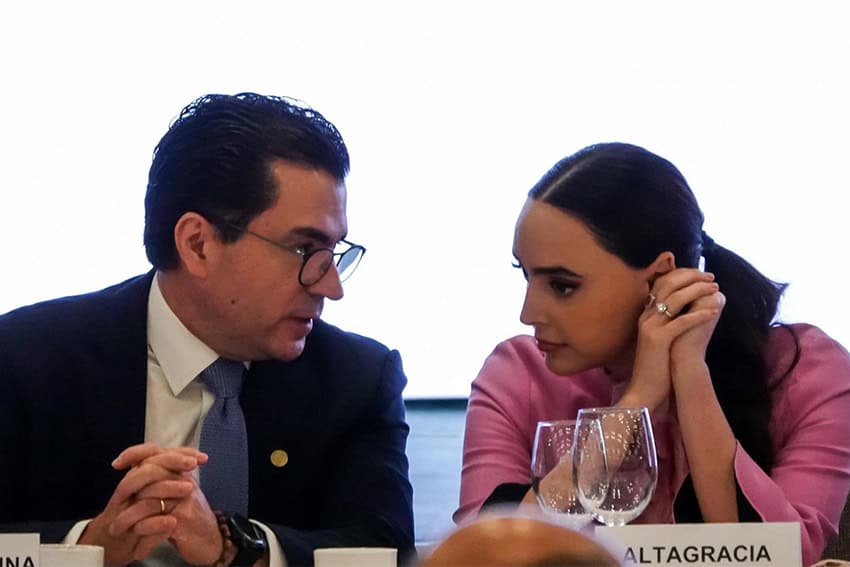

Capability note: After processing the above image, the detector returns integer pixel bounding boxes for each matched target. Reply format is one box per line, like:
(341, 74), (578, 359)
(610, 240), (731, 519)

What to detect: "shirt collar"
(147, 274), (219, 396)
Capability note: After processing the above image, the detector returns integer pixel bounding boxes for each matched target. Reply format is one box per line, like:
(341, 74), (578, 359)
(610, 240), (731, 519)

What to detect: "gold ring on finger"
(655, 302), (674, 318)
(159, 499), (167, 515)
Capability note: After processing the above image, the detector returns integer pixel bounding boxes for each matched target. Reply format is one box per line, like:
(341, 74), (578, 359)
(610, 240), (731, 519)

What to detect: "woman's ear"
(645, 251), (676, 287)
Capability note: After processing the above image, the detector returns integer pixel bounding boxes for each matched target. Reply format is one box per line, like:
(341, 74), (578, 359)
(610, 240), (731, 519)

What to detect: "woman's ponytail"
(702, 233), (793, 472)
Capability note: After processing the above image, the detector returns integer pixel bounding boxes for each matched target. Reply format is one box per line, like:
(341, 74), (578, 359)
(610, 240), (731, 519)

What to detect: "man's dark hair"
(143, 92), (350, 269)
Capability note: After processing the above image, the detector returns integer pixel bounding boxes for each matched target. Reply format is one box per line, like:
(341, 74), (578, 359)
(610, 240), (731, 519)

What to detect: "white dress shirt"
(65, 275), (286, 566)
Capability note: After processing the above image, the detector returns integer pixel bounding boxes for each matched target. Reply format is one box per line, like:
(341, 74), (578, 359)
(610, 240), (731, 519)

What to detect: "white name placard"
(0, 533), (40, 567)
(594, 522), (801, 566)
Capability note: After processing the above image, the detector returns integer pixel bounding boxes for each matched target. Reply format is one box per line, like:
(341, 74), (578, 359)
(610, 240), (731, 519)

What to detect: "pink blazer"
(455, 324), (850, 565)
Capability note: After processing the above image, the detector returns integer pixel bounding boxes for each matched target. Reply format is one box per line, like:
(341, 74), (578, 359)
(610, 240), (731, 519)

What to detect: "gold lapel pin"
(270, 449), (289, 468)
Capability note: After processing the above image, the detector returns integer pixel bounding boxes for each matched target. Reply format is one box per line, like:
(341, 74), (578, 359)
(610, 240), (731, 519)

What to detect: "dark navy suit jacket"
(0, 273), (415, 565)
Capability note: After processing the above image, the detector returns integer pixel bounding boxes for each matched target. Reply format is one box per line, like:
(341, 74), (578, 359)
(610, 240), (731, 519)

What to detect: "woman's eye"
(549, 279), (576, 296)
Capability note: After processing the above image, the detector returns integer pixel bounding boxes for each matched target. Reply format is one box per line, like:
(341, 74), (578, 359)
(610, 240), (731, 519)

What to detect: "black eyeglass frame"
(223, 222), (366, 287)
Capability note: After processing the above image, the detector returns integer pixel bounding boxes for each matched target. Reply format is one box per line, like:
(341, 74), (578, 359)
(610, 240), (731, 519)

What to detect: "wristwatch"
(218, 512), (268, 566)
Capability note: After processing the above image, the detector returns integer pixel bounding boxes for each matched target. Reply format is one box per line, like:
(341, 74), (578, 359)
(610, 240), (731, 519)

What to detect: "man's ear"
(645, 251), (676, 287)
(173, 212), (221, 277)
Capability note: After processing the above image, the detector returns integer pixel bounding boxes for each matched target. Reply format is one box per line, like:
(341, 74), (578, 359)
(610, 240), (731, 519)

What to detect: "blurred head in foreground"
(420, 516), (620, 566)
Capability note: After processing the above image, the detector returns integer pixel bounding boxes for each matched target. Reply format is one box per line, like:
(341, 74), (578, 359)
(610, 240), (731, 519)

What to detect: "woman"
(454, 142), (850, 564)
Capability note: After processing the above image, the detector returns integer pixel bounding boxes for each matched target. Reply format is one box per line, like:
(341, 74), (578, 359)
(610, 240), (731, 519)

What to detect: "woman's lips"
(535, 338), (564, 353)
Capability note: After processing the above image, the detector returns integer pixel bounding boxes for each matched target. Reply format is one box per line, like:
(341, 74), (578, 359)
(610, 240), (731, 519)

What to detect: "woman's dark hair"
(529, 142), (797, 473)
(143, 92), (350, 269)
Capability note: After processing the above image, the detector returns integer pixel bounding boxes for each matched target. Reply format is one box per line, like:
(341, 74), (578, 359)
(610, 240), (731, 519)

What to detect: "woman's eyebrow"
(530, 265), (583, 278)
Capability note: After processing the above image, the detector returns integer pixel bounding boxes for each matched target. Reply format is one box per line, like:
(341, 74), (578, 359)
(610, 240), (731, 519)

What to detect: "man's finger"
(148, 446), (208, 462)
(111, 465), (185, 511)
(135, 480), (196, 501)
(140, 452), (202, 474)
(112, 442), (164, 470)
(113, 444), (207, 470)
(132, 514), (178, 537)
(110, 498), (167, 537)
(131, 530), (174, 562)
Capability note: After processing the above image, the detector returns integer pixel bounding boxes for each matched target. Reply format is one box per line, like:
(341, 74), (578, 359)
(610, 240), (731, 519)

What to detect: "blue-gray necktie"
(198, 358), (249, 515)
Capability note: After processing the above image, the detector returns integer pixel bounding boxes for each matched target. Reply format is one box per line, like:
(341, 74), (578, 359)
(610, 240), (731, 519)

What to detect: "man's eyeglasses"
(225, 223), (366, 287)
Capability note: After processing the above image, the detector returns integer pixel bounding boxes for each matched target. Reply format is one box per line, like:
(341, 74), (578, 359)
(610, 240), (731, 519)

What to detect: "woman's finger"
(650, 269), (714, 301)
(652, 282), (720, 319)
(659, 307), (722, 337)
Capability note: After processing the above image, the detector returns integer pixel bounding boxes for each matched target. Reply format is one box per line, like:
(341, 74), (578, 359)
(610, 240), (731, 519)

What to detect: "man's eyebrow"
(285, 226), (341, 246)
(530, 265), (583, 279)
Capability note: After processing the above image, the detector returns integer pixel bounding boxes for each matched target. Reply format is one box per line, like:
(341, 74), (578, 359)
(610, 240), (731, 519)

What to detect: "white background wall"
(2, 1), (848, 398)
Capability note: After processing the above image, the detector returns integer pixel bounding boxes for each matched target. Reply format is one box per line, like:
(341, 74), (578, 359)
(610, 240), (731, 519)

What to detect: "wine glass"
(572, 407), (658, 526)
(530, 419), (593, 530)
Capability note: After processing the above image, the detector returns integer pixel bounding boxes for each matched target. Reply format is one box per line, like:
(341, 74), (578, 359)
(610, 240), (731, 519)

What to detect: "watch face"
(226, 513), (268, 565)
(230, 514), (264, 544)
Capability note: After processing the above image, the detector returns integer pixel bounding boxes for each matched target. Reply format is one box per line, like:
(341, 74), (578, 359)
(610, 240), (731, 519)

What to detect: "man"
(0, 93), (414, 566)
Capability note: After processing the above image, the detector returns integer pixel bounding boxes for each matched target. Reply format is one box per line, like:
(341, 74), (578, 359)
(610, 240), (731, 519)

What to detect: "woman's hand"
(670, 291), (725, 369)
(665, 288), (737, 524)
(621, 268), (720, 411)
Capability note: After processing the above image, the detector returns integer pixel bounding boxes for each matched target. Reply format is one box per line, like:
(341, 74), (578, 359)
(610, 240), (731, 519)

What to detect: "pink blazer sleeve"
(454, 337), (538, 525)
(733, 324), (850, 565)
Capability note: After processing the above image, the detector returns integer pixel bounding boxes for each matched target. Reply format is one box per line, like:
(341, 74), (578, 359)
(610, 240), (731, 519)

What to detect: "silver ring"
(655, 302), (674, 318)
